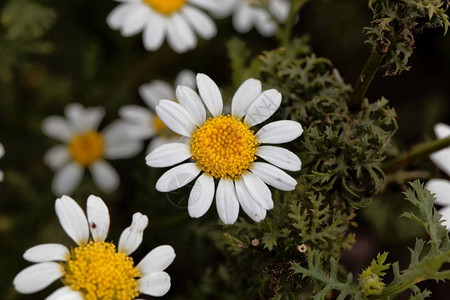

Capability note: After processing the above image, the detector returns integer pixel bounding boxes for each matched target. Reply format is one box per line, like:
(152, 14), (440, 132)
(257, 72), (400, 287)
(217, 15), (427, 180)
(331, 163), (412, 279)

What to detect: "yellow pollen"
(63, 241), (140, 300)
(191, 115), (258, 179)
(144, 0), (186, 15)
(69, 131), (104, 166)
(153, 116), (177, 138)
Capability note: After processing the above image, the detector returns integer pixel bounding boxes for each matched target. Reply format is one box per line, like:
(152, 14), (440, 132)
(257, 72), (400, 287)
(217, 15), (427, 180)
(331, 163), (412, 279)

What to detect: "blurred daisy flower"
(107, 0), (219, 53)
(42, 103), (142, 196)
(146, 73), (303, 224)
(0, 143), (4, 182)
(228, 0), (290, 37)
(425, 123), (450, 230)
(120, 70), (196, 154)
(14, 195), (176, 299)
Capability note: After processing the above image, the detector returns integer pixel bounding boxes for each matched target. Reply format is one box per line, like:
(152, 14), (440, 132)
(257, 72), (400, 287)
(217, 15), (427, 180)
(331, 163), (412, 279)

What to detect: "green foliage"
(365, 0), (450, 75)
(0, 0), (56, 82)
(359, 252), (390, 296)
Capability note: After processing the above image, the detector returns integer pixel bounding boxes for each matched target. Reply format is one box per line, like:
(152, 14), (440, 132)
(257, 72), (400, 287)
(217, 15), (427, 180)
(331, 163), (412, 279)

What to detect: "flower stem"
(382, 136), (450, 173)
(348, 48), (386, 111)
(281, 0), (308, 46)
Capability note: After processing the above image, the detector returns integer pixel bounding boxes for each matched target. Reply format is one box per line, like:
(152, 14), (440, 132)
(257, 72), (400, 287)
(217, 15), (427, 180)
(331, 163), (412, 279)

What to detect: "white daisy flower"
(228, 0), (291, 37)
(13, 195), (176, 299)
(0, 143), (4, 182)
(120, 70), (196, 154)
(107, 0), (219, 53)
(42, 103), (142, 196)
(146, 73), (303, 224)
(425, 123), (450, 231)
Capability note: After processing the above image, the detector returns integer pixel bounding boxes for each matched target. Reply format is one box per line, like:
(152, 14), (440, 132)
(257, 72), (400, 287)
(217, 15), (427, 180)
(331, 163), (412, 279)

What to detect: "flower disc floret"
(69, 131), (104, 166)
(144, 0), (186, 15)
(64, 241), (140, 300)
(191, 115), (258, 179)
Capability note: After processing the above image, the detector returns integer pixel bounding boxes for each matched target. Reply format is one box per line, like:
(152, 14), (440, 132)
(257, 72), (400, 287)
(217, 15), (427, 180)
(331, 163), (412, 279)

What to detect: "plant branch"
(382, 136), (450, 173)
(348, 48), (386, 111)
(280, 0), (308, 46)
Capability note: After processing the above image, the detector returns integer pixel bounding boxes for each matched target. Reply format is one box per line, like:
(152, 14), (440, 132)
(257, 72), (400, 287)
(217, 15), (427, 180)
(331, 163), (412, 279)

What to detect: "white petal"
(235, 179), (267, 222)
(439, 206), (450, 231)
(242, 172), (273, 210)
(232, 3), (254, 33)
(155, 100), (196, 137)
(175, 86), (206, 126)
(434, 123), (450, 139)
(188, 0), (223, 13)
(256, 120), (303, 144)
(182, 6), (217, 39)
(102, 120), (134, 144)
(425, 179), (450, 206)
(270, 0), (290, 22)
(13, 262), (63, 294)
(89, 160), (120, 193)
(231, 78), (262, 118)
(0, 143), (4, 158)
(430, 148), (450, 178)
(106, 3), (136, 30)
(121, 5), (150, 37)
(216, 179), (240, 225)
(196, 73), (223, 117)
(0, 170), (3, 182)
(137, 245), (176, 276)
(23, 244), (69, 263)
(175, 69), (196, 89)
(147, 136), (181, 154)
(166, 14), (197, 53)
(65, 103), (105, 133)
(254, 11), (277, 37)
(138, 271), (171, 297)
(188, 173), (215, 218)
(44, 145), (70, 171)
(119, 105), (152, 125)
(104, 140), (143, 159)
(251, 162), (297, 191)
(87, 195), (110, 242)
(146, 143), (191, 168)
(244, 89), (282, 126)
(118, 212), (149, 255)
(257, 145), (301, 171)
(143, 11), (167, 51)
(52, 163), (84, 196)
(45, 286), (84, 300)
(42, 116), (73, 142)
(55, 195), (90, 245)
(139, 81), (175, 110)
(155, 163), (201, 192)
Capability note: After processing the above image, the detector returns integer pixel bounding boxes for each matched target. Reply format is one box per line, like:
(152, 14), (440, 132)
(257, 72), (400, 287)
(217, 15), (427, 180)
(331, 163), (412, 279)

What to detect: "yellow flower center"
(69, 131), (104, 166)
(144, 0), (186, 15)
(63, 241), (140, 300)
(191, 115), (258, 179)
(153, 116), (177, 138)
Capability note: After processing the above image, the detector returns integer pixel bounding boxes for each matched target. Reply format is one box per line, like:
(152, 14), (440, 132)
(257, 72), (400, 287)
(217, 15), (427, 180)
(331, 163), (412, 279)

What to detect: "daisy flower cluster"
(14, 195), (175, 299)
(146, 73), (303, 224)
(107, 0), (291, 52)
(42, 103), (142, 195)
(425, 123), (450, 230)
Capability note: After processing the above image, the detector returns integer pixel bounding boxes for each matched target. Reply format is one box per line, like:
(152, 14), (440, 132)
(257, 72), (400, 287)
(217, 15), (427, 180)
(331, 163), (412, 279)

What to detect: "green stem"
(281, 0), (308, 46)
(382, 136), (450, 173)
(348, 49), (386, 111)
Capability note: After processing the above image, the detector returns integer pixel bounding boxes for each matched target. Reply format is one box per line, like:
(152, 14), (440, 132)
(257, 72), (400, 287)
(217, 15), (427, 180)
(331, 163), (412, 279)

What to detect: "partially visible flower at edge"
(228, 0), (291, 37)
(42, 103), (142, 196)
(120, 70), (196, 154)
(425, 122), (450, 230)
(107, 0), (220, 53)
(0, 143), (4, 182)
(13, 195), (176, 299)
(146, 73), (303, 225)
